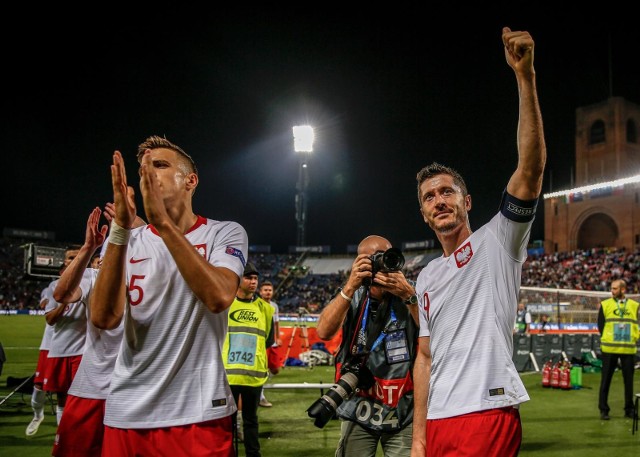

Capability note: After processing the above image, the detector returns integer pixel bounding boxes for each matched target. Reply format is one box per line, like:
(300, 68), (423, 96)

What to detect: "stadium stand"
(1, 235), (638, 318)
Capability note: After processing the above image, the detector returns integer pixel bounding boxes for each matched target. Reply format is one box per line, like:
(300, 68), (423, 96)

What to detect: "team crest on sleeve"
(454, 242), (473, 268)
(225, 246), (246, 266)
(194, 244), (207, 258)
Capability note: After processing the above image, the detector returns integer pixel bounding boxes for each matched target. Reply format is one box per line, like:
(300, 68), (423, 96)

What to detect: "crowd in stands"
(2, 237), (639, 313)
(521, 247), (640, 294)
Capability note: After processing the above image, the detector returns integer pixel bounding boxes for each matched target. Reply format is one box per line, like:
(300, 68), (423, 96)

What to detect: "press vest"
(515, 309), (530, 333)
(223, 296), (274, 387)
(335, 287), (418, 432)
(600, 297), (639, 355)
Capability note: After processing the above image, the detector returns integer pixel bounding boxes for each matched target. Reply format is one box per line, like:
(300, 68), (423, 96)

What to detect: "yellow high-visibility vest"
(223, 296), (274, 386)
(600, 297), (639, 355)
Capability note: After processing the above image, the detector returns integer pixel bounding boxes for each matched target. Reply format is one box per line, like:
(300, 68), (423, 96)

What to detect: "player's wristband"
(339, 290), (353, 303)
(108, 220), (131, 246)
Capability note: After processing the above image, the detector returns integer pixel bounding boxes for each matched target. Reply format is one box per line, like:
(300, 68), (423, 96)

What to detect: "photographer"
(316, 235), (418, 457)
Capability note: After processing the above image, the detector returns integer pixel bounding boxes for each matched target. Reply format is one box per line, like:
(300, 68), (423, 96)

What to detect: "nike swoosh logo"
(129, 257), (150, 264)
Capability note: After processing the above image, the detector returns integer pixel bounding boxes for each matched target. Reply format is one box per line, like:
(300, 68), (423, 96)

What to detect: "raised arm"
(502, 27), (546, 201)
(149, 221), (243, 313)
(53, 207), (107, 304)
(137, 151), (243, 313)
(316, 253), (369, 340)
(92, 151), (137, 329)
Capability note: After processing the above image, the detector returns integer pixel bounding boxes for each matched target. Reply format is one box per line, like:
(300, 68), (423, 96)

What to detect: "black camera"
(364, 247), (405, 287)
(306, 352), (375, 428)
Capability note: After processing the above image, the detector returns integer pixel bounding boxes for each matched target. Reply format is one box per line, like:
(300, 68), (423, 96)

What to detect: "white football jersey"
(416, 212), (531, 419)
(39, 282), (56, 351)
(68, 268), (124, 399)
(270, 300), (280, 322)
(46, 276), (89, 358)
(104, 217), (248, 428)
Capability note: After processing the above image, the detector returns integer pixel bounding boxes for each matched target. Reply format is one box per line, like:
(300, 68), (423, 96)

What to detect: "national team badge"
(194, 244), (207, 258)
(454, 242), (473, 268)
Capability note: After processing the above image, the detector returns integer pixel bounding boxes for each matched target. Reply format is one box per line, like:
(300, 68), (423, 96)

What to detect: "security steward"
(597, 279), (639, 420)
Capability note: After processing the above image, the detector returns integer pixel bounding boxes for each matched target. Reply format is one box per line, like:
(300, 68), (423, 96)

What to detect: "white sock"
(56, 405), (64, 425)
(260, 387), (266, 401)
(31, 387), (45, 419)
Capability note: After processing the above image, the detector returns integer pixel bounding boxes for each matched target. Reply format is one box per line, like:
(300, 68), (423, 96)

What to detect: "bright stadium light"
(293, 125), (315, 247)
(293, 125), (314, 153)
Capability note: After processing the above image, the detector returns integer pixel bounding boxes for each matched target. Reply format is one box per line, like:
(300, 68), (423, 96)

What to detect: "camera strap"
(349, 291), (393, 355)
(369, 306), (398, 352)
(346, 291), (369, 356)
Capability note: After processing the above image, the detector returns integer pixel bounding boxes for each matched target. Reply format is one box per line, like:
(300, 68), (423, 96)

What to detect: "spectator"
(539, 314), (551, 333)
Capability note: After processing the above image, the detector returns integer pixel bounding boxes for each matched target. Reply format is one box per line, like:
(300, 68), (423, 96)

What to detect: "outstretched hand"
(103, 202), (147, 229)
(86, 206), (109, 250)
(139, 150), (171, 228)
(502, 27), (535, 76)
(111, 151), (137, 229)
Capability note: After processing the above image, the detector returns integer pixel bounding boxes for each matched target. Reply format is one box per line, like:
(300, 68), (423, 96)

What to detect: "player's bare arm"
(54, 207), (107, 304)
(92, 151), (133, 329)
(503, 27), (546, 201)
(316, 253), (370, 339)
(138, 150), (240, 314)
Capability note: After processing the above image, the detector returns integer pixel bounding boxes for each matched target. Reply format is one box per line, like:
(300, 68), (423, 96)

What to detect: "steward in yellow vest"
(223, 295), (274, 386)
(597, 279), (639, 420)
(222, 262), (275, 455)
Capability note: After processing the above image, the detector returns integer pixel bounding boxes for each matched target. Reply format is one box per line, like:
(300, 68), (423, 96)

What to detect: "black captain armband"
(499, 189), (538, 223)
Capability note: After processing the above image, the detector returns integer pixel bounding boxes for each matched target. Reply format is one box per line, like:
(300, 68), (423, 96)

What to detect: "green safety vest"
(600, 297), (639, 355)
(223, 296), (274, 387)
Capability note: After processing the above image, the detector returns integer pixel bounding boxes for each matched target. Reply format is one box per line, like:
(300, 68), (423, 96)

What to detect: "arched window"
(589, 120), (606, 145)
(626, 118), (637, 143)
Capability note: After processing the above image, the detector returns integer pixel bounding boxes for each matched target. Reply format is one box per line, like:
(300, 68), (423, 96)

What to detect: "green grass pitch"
(1, 315), (638, 456)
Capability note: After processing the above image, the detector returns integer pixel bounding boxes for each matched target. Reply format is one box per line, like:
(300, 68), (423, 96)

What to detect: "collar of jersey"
(148, 215), (207, 236)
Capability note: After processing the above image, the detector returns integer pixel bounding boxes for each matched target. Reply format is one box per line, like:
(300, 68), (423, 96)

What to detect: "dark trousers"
(598, 352), (635, 415)
(231, 384), (262, 457)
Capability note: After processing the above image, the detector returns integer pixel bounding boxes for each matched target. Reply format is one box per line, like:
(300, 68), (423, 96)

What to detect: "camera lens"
(382, 248), (404, 271)
(306, 372), (359, 428)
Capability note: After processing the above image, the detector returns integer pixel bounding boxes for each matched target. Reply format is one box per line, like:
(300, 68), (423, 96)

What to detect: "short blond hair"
(137, 135), (198, 175)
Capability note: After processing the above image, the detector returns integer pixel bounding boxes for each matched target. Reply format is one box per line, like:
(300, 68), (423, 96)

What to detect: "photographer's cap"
(243, 262), (260, 277)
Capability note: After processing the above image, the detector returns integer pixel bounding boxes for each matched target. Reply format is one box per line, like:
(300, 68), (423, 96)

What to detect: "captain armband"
(499, 189), (538, 223)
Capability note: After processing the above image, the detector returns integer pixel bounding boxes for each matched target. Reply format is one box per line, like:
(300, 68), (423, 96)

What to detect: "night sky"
(3, 8), (639, 254)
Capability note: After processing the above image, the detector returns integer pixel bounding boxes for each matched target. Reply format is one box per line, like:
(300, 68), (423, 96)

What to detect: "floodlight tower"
(293, 125), (314, 247)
